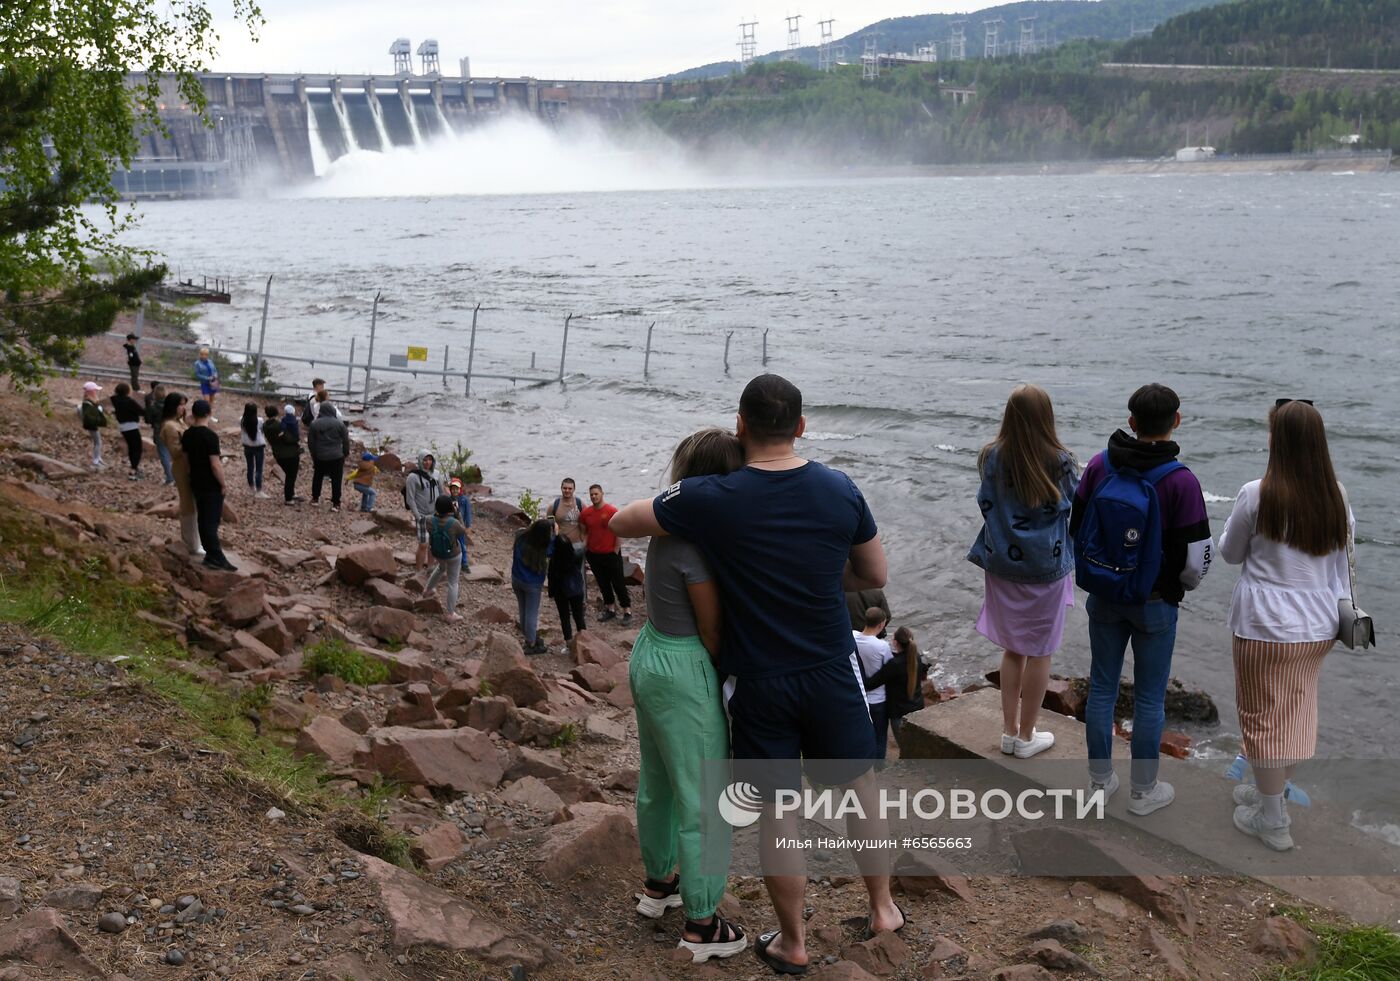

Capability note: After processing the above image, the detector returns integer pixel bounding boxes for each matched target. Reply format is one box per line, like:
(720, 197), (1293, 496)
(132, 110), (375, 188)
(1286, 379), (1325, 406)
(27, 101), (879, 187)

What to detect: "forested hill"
(663, 0), (1226, 81)
(1118, 0), (1400, 70)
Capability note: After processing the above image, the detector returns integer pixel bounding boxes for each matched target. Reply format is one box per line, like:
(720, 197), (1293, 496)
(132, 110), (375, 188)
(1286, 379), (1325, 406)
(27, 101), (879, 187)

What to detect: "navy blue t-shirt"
(652, 462), (878, 680)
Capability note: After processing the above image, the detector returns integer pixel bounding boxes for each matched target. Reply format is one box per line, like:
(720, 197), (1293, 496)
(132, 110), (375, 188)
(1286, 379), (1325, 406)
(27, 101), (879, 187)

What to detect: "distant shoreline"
(831, 150), (1394, 180)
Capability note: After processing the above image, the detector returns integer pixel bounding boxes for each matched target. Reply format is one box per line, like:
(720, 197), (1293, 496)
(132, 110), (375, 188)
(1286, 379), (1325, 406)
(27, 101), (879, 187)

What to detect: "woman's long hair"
(241, 402), (260, 441)
(161, 392), (186, 422)
(517, 518), (554, 573)
(1258, 401), (1348, 556)
(977, 384), (1073, 510)
(670, 427), (744, 483)
(893, 626), (922, 700)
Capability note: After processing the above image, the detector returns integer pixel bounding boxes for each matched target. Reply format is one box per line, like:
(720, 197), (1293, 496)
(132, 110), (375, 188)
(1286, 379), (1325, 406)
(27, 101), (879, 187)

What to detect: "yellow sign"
(406, 346), (428, 362)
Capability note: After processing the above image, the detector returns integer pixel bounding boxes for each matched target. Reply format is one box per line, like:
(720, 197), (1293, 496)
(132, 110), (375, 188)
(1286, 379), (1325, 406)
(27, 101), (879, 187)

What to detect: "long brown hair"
(893, 626), (921, 700)
(670, 427), (744, 482)
(977, 384), (1073, 509)
(1257, 401), (1348, 556)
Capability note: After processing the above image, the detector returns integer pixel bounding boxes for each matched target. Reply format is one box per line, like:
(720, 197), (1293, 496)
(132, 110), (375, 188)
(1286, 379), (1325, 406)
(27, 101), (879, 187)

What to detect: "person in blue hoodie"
(967, 384), (1078, 761)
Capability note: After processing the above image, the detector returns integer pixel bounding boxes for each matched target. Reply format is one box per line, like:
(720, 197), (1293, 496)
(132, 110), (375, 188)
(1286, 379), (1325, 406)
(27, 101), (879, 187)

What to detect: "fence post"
(465, 303), (479, 397)
(643, 321), (655, 378)
(558, 313), (573, 382)
(253, 274), (272, 392)
(724, 331), (733, 373)
(442, 346), (450, 389)
(346, 337), (356, 395)
(762, 328), (769, 366)
(364, 290), (380, 408)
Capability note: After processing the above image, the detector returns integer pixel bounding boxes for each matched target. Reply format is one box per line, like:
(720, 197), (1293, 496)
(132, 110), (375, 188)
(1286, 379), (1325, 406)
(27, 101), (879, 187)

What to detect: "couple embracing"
(611, 373), (902, 974)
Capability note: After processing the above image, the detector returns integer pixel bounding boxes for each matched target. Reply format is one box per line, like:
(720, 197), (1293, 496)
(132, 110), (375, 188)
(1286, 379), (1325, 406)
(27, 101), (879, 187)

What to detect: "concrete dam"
(114, 72), (669, 198)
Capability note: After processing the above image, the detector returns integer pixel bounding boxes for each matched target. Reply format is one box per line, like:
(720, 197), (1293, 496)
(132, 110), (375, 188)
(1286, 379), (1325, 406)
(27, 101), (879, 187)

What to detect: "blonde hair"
(198, 347), (210, 357)
(977, 384), (1073, 510)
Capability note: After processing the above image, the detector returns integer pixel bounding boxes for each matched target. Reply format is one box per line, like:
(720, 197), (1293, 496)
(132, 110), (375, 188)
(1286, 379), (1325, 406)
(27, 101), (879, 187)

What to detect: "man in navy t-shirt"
(611, 373), (902, 974)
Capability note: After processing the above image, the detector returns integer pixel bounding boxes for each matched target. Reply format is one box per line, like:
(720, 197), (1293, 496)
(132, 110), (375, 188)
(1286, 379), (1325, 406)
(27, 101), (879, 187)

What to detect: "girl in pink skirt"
(967, 385), (1079, 759)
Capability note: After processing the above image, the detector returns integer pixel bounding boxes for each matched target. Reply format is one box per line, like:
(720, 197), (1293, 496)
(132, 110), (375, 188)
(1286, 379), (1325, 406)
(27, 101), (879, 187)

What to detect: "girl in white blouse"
(1218, 400), (1352, 851)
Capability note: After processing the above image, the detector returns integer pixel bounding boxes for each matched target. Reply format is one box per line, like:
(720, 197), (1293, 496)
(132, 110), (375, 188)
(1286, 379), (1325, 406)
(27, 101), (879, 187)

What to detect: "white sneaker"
(1088, 770), (1120, 801)
(1013, 729), (1055, 759)
(1000, 733), (1016, 755)
(1233, 784), (1261, 806)
(1128, 780), (1176, 816)
(1233, 803), (1294, 851)
(634, 891), (683, 919)
(255, 490), (269, 499)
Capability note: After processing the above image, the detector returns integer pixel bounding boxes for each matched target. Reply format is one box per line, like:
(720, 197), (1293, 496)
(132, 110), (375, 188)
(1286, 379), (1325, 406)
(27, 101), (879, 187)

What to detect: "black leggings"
(554, 595), (586, 641)
(586, 551), (631, 609)
(121, 428), (143, 471)
(277, 455), (300, 502)
(312, 457), (343, 506)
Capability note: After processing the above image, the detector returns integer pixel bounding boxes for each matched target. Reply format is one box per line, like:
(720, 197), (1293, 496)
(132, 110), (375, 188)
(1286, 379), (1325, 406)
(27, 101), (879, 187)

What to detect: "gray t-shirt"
(644, 535), (713, 638)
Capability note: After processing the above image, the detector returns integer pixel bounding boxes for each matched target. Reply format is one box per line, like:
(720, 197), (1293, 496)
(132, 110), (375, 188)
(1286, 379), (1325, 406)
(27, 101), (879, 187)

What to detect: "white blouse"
(1218, 479), (1352, 644)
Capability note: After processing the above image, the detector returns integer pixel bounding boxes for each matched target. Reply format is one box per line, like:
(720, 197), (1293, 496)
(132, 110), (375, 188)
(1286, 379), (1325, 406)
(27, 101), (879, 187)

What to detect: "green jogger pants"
(629, 621), (731, 920)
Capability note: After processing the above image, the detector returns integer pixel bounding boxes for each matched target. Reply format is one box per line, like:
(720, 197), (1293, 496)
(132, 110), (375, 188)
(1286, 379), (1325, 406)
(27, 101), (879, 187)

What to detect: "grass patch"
(551, 721), (579, 749)
(304, 638), (390, 686)
(1274, 912), (1400, 981)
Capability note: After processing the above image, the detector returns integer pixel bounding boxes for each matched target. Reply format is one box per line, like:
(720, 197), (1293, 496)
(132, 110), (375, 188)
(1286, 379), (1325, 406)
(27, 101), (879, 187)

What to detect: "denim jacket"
(966, 448), (1078, 584)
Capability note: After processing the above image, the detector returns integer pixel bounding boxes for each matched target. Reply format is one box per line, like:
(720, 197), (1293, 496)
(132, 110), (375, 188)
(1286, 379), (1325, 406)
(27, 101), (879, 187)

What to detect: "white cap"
(83, 381), (102, 393)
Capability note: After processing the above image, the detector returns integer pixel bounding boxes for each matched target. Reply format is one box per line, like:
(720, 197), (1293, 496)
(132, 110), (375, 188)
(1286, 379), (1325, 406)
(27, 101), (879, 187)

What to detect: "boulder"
(296, 715), (367, 767)
(1023, 939), (1093, 973)
(1042, 677), (1085, 718)
(603, 768), (639, 792)
(537, 802), (638, 881)
(247, 613), (292, 656)
(336, 543), (397, 586)
(413, 593), (445, 616)
(436, 679), (479, 713)
(376, 452), (403, 473)
(501, 707), (565, 747)
(364, 578), (416, 611)
(501, 776), (566, 813)
(477, 605), (513, 625)
(895, 850), (974, 903)
(1145, 925), (1192, 979)
(479, 632), (548, 707)
(352, 606), (420, 644)
(261, 548), (317, 571)
(623, 558), (645, 586)
(584, 713), (626, 744)
(219, 647), (271, 673)
(359, 726), (505, 793)
(0, 877), (20, 917)
(465, 696), (513, 734)
(214, 579), (266, 627)
(570, 663), (615, 693)
(40, 883), (104, 911)
(279, 605), (316, 641)
(0, 908), (104, 977)
(504, 746), (569, 781)
(813, 964), (879, 980)
(1250, 916), (1317, 965)
(231, 629), (281, 665)
(464, 564), (504, 583)
(841, 929), (912, 976)
(340, 707), (374, 734)
(360, 645), (439, 684)
(545, 774), (606, 805)
(373, 509), (415, 533)
(385, 683), (440, 727)
(408, 820), (466, 873)
(359, 855), (560, 969)
(569, 630), (622, 670)
(1160, 730), (1193, 760)
(13, 453), (87, 480)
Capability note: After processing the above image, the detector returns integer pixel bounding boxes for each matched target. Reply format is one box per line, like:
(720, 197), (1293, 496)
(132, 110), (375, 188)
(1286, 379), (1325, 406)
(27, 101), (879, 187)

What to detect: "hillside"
(663, 0), (1227, 81)
(1119, 0), (1400, 70)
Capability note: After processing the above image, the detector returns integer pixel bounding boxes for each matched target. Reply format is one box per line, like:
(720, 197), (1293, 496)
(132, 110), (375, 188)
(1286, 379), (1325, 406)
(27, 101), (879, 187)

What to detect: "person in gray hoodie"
(307, 402), (350, 511)
(404, 452), (440, 571)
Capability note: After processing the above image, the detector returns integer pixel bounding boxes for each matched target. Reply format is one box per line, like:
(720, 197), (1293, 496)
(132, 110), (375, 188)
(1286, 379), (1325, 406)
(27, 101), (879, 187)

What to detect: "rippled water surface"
(117, 172), (1400, 757)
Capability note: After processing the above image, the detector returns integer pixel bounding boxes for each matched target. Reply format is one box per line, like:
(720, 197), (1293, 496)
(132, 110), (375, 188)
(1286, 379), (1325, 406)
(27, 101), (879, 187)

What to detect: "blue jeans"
(156, 437), (174, 483)
(513, 580), (543, 646)
(244, 445), (264, 490)
(354, 484), (376, 512)
(457, 534), (470, 568)
(1085, 595), (1179, 791)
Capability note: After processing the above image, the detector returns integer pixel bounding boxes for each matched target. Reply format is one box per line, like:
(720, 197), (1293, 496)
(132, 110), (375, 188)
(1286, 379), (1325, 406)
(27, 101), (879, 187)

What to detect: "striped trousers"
(1232, 635), (1335, 768)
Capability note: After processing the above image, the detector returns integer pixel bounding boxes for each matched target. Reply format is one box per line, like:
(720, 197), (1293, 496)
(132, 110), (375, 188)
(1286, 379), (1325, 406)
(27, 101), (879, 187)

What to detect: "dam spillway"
(113, 72), (669, 199)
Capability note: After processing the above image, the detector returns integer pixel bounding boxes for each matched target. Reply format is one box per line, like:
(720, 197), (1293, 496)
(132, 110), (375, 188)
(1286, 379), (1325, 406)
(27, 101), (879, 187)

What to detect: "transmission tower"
(917, 40), (938, 63)
(983, 18), (1003, 59)
(818, 18), (835, 72)
(949, 21), (967, 61)
(862, 34), (880, 81)
(782, 14), (802, 62)
(1018, 17), (1037, 56)
(737, 20), (758, 71)
(389, 38), (413, 76)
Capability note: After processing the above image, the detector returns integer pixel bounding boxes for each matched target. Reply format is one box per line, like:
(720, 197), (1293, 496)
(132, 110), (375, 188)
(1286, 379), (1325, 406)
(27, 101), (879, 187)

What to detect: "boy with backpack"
(423, 494), (467, 623)
(78, 381), (108, 469)
(1072, 383), (1212, 816)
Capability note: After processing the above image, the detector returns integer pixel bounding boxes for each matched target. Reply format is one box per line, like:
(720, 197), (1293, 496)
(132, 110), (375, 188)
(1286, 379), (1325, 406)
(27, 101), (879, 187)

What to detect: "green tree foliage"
(0, 0), (261, 385)
(1119, 0), (1400, 70)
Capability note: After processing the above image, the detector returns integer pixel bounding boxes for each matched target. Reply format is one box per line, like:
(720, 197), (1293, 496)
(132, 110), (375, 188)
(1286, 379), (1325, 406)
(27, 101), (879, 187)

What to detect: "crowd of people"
(77, 355), (1358, 970)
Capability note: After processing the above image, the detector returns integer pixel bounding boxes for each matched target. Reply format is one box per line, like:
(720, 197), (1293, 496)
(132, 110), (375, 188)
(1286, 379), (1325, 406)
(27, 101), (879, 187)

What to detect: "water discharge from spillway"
(291, 114), (714, 199)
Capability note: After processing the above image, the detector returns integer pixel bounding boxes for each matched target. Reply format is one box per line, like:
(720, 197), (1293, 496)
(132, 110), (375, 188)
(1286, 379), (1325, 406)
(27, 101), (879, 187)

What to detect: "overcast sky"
(209, 1), (990, 79)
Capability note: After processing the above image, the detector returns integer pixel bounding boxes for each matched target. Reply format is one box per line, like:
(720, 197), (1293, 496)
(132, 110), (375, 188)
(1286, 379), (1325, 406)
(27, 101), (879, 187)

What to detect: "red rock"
(219, 648), (269, 673)
(990, 967), (1054, 981)
(385, 683), (440, 727)
(466, 695), (513, 734)
(603, 768), (639, 792)
(1250, 916), (1317, 965)
(376, 452), (403, 472)
(895, 850), (974, 903)
(358, 855), (560, 968)
(364, 578), (415, 611)
(279, 605), (315, 640)
(501, 776), (566, 812)
(1160, 730), (1192, 760)
(340, 707), (374, 734)
(623, 558), (645, 586)
(360, 726), (505, 793)
(479, 632), (547, 707)
(536, 802), (638, 881)
(1023, 939), (1092, 972)
(504, 746), (568, 781)
(0, 908), (105, 976)
(1145, 925), (1192, 978)
(1042, 677), (1085, 718)
(214, 578), (265, 627)
(501, 707), (564, 747)
(570, 663), (614, 693)
(40, 883), (103, 910)
(409, 820), (466, 872)
(13, 453), (87, 480)
(352, 605), (420, 644)
(336, 543), (397, 586)
(316, 673), (348, 694)
(360, 645), (439, 684)
(477, 605), (513, 625)
(231, 629), (280, 665)
(604, 685), (635, 709)
(248, 614), (292, 655)
(569, 630), (622, 669)
(436, 679), (479, 712)
(814, 964), (879, 980)
(841, 930), (912, 976)
(806, 910), (844, 946)
(413, 593), (445, 615)
(544, 774), (606, 805)
(296, 715), (367, 767)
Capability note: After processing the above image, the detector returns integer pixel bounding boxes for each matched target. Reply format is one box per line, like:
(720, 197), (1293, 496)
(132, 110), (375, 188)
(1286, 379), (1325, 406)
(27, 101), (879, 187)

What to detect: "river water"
(115, 169), (1400, 760)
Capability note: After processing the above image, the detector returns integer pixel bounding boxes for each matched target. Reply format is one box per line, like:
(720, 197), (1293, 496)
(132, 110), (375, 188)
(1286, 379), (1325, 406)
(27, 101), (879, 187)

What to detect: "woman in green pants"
(627, 428), (746, 963)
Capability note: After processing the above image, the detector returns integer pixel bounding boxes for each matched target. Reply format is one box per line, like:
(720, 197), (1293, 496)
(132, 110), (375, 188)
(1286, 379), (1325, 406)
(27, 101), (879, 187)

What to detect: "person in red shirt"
(579, 483), (632, 623)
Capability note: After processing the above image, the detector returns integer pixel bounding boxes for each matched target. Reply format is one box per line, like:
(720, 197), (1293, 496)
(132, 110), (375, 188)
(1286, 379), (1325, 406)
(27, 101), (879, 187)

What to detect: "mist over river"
(114, 168), (1400, 761)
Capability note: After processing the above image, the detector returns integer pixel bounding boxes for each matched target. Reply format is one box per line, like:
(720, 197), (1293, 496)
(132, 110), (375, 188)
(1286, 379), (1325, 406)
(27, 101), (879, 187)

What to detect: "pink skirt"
(976, 572), (1074, 657)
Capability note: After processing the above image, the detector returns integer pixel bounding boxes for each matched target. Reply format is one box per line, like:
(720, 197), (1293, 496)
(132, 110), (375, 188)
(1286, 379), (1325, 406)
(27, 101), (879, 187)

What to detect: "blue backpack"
(1073, 454), (1182, 605)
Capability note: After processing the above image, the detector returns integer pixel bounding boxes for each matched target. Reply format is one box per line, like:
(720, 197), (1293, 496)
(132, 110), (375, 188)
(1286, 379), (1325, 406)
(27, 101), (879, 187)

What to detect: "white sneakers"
(634, 891), (683, 919)
(1000, 733), (1016, 755)
(1233, 784), (1261, 807)
(1233, 803), (1294, 851)
(1088, 771), (1120, 801)
(1127, 780), (1176, 816)
(1013, 729), (1055, 758)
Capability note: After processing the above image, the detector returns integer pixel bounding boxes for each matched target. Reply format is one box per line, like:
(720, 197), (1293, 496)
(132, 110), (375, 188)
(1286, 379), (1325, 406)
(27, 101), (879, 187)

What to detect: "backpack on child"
(428, 515), (456, 560)
(1073, 455), (1182, 605)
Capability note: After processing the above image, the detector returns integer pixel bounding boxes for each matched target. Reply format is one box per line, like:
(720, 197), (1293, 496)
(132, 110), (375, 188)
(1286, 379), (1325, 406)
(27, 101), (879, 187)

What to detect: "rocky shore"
(0, 356), (1352, 979)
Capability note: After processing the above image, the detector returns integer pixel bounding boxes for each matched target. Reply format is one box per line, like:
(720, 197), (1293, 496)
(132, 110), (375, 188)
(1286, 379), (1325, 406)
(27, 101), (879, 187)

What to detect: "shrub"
(518, 488), (542, 521)
(304, 639), (389, 687)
